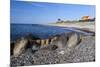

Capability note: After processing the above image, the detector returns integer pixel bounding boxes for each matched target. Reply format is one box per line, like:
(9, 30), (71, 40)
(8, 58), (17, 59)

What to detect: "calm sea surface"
(11, 24), (73, 41)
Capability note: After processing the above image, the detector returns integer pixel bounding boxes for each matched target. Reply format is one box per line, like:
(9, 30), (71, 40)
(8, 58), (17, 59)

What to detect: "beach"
(11, 35), (95, 66)
(49, 22), (95, 32)
(10, 22), (95, 67)
(10, 1), (95, 67)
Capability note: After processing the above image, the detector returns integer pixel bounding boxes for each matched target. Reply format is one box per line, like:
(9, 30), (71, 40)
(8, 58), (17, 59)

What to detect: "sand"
(49, 22), (95, 32)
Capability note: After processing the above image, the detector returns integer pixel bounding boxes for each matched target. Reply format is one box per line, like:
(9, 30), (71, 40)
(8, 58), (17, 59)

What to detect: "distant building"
(79, 16), (95, 22)
(81, 16), (91, 21)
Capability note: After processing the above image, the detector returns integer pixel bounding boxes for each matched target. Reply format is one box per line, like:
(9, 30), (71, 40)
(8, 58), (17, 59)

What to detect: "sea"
(11, 24), (72, 41)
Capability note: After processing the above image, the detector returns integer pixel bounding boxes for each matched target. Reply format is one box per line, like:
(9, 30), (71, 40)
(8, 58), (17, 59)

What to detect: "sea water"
(11, 24), (72, 41)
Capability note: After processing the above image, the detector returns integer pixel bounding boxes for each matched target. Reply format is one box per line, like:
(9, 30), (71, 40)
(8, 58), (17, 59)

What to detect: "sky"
(11, 0), (95, 24)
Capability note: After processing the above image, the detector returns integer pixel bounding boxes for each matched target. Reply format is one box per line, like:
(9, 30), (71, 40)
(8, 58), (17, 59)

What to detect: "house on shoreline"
(79, 16), (95, 22)
(56, 16), (95, 23)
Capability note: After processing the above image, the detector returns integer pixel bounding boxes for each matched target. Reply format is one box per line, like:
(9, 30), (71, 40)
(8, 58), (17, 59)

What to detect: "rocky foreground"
(10, 36), (95, 67)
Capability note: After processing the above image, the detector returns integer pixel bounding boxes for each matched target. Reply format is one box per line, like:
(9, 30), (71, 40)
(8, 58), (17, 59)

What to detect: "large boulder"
(50, 33), (68, 49)
(67, 32), (81, 48)
(50, 32), (81, 50)
(13, 37), (28, 57)
(13, 34), (41, 57)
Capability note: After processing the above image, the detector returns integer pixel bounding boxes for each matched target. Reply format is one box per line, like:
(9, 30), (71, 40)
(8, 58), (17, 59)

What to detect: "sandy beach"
(49, 22), (95, 32)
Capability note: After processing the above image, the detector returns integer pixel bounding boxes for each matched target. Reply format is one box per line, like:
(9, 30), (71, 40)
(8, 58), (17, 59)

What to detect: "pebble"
(10, 36), (95, 67)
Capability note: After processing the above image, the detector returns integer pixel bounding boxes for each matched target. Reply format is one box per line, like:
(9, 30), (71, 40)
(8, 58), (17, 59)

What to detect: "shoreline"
(10, 22), (95, 66)
(48, 22), (95, 32)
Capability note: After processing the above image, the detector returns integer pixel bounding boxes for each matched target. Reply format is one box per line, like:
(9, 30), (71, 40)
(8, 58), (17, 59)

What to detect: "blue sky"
(11, 0), (95, 24)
